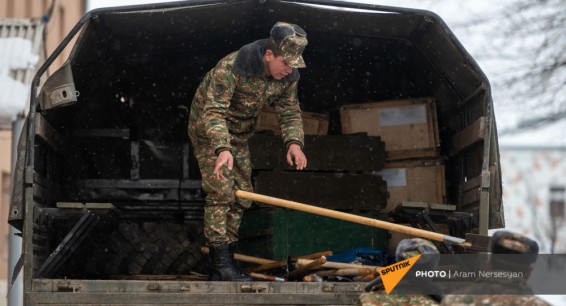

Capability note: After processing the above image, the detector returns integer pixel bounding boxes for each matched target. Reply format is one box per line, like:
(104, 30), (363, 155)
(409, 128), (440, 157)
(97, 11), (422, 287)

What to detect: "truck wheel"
(85, 221), (204, 277)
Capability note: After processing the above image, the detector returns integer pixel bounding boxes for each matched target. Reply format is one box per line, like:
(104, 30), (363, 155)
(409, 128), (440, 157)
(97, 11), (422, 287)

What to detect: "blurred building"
(0, 0), (86, 302)
(0, 0), (86, 73)
(499, 146), (566, 254)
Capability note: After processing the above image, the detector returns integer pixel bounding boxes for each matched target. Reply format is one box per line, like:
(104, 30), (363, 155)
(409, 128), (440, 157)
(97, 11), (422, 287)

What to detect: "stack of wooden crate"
(241, 107), (390, 260)
(340, 98), (448, 212)
(256, 106), (330, 135)
(248, 131), (388, 211)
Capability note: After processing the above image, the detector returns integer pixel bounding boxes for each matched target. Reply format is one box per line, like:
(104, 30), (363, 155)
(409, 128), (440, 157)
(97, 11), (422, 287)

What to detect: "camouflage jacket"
(189, 39), (304, 154)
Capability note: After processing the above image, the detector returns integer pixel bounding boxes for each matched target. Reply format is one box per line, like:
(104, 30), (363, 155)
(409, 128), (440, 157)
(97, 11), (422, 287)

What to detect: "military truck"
(9, 0), (504, 305)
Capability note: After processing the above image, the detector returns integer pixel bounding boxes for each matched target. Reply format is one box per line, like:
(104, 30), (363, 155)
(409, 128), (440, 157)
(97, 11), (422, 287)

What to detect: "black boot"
(208, 243), (252, 281)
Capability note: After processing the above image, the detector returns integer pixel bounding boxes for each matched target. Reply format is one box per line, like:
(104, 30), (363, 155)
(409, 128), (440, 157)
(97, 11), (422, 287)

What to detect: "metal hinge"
(240, 283), (269, 293)
(56, 282), (82, 292)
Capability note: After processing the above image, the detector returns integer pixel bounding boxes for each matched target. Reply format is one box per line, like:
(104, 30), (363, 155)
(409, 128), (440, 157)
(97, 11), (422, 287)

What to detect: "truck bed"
(30, 279), (363, 305)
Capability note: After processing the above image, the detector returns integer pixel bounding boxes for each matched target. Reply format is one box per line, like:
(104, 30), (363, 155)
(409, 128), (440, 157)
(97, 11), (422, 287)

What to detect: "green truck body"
(9, 0), (503, 304)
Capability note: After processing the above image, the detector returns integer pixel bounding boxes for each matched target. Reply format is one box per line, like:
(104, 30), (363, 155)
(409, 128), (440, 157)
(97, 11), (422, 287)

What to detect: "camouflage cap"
(395, 238), (439, 262)
(270, 22), (308, 68)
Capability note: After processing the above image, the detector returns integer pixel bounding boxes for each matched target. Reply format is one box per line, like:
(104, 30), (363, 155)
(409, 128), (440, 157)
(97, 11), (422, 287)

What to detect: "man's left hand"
(286, 143), (307, 170)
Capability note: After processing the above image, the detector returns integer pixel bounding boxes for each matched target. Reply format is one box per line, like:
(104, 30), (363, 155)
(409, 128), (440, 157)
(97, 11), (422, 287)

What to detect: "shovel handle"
(236, 190), (465, 245)
(201, 246), (275, 264)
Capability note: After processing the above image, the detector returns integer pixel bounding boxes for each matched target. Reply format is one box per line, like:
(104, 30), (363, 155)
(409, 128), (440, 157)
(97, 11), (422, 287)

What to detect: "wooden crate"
(302, 112), (330, 135)
(377, 158), (446, 212)
(249, 133), (386, 171)
(340, 98), (439, 160)
(257, 107), (329, 135)
(253, 171), (388, 210)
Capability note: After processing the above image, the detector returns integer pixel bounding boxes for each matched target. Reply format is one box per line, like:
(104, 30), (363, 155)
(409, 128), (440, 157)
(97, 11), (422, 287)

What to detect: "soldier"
(440, 230), (550, 305)
(188, 22), (308, 281)
(357, 238), (441, 306)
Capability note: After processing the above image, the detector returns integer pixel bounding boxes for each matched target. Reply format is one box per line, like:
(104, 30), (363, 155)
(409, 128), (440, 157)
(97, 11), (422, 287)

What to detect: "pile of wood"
(201, 247), (380, 282)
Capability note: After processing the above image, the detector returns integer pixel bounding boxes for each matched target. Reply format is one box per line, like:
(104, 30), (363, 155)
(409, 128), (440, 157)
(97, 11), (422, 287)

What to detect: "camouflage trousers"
(189, 137), (253, 245)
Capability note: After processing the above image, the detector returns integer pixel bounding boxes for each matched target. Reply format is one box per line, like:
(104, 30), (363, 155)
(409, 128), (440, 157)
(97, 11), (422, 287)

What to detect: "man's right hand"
(214, 150), (233, 180)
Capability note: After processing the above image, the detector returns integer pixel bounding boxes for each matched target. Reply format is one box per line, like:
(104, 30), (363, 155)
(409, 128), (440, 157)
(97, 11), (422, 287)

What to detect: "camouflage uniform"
(357, 292), (439, 306)
(189, 22), (307, 245)
(190, 141), (253, 244)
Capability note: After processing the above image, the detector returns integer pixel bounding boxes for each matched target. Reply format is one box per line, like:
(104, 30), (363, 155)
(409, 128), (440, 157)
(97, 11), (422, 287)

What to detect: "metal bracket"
(390, 204), (477, 254)
(36, 210), (100, 278)
(413, 210), (454, 254)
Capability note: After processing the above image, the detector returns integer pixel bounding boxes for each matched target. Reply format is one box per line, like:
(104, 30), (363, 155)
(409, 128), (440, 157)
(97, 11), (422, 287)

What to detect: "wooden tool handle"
(236, 190), (465, 245)
(245, 250), (333, 273)
(294, 251), (333, 260)
(315, 268), (372, 277)
(201, 247), (275, 265)
(288, 256), (327, 280)
(297, 258), (380, 274)
(244, 260), (287, 273)
(249, 272), (285, 282)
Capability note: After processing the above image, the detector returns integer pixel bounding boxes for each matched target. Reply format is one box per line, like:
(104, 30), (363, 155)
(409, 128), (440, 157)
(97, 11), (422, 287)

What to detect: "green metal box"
(239, 208), (389, 260)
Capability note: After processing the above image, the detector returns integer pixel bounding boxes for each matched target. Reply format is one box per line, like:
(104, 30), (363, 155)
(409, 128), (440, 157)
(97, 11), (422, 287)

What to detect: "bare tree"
(478, 0), (566, 133)
(381, 0), (565, 133)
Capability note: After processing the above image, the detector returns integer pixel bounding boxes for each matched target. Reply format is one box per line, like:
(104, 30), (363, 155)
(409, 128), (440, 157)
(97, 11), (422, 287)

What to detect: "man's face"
(266, 55), (293, 80)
